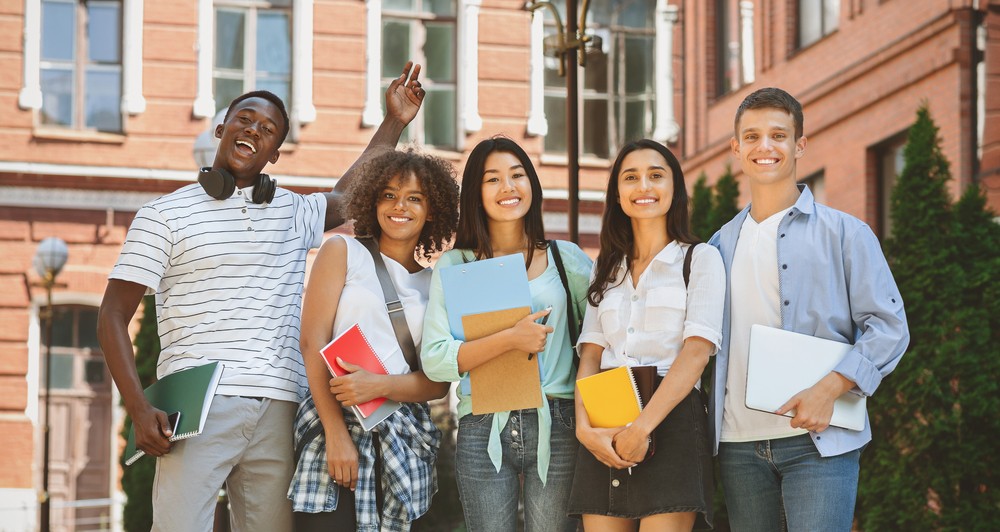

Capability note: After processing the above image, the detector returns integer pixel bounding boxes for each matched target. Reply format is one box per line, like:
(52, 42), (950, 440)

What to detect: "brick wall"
(680, 1), (992, 222)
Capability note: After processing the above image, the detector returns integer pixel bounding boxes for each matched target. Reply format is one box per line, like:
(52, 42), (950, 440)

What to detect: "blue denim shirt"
(708, 185), (909, 457)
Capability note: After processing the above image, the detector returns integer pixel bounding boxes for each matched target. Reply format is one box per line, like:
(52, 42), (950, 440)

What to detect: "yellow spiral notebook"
(576, 366), (644, 428)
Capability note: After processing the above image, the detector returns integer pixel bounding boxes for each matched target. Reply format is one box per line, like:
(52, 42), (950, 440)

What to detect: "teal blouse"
(420, 241), (592, 484)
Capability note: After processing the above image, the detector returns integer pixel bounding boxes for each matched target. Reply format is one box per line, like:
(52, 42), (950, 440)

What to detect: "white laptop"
(745, 324), (867, 431)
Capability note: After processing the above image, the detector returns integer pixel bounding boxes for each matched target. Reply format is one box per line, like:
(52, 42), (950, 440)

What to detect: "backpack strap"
(357, 237), (420, 373)
(549, 240), (580, 350)
(683, 242), (699, 288)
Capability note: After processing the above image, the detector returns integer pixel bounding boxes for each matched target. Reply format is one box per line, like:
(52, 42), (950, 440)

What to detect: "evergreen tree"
(858, 105), (991, 529)
(120, 296), (159, 532)
(708, 165), (740, 234)
(944, 184), (1000, 526)
(690, 172), (714, 240)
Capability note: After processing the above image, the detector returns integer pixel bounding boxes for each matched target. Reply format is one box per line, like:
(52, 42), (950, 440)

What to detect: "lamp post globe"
(33, 237), (68, 281)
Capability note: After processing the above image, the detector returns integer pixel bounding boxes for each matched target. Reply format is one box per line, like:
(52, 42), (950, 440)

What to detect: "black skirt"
(567, 389), (714, 529)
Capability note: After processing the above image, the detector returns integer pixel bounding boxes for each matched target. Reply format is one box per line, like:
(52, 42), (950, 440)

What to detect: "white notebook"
(745, 324), (867, 431)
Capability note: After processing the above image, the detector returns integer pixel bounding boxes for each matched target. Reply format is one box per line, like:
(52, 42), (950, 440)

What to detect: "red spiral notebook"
(319, 323), (399, 426)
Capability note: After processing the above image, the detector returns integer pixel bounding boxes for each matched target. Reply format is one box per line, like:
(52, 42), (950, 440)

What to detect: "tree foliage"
(120, 295), (159, 532)
(689, 166), (741, 242)
(858, 105), (999, 530)
(709, 165), (741, 234)
(690, 172), (714, 241)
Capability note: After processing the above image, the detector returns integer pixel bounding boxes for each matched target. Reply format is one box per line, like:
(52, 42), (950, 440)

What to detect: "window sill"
(33, 127), (127, 144)
(539, 153), (611, 169)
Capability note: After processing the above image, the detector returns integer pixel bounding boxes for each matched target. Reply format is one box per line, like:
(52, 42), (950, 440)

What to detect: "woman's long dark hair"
(454, 137), (548, 266)
(587, 139), (699, 306)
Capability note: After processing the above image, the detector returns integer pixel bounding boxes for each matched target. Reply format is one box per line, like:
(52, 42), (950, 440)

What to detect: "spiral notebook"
(124, 362), (224, 466)
(577, 366), (650, 428)
(320, 323), (402, 430)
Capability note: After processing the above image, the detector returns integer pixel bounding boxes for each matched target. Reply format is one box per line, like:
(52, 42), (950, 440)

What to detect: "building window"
(874, 135), (906, 238)
(213, 0), (292, 114)
(39, 0), (122, 133)
(43, 305), (106, 390)
(542, 0), (655, 159)
(799, 170), (826, 205)
(798, 0), (840, 49)
(381, 0), (457, 149)
(714, 0), (737, 96)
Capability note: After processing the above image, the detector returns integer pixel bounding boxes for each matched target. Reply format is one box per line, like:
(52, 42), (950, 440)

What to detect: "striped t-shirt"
(110, 182), (326, 402)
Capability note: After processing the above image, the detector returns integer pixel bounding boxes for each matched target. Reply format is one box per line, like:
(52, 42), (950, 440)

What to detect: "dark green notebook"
(124, 362), (224, 466)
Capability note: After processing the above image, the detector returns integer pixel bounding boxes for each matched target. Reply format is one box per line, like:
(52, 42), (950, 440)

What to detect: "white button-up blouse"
(578, 241), (726, 380)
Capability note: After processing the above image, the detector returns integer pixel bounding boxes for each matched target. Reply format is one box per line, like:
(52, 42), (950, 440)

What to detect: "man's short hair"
(224, 90), (290, 147)
(734, 87), (804, 139)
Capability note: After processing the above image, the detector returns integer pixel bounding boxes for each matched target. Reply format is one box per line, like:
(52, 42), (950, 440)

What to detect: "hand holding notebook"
(124, 362), (224, 466)
(319, 323), (403, 431)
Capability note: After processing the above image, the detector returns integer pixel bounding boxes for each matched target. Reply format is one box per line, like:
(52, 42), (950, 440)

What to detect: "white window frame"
(19, 0), (144, 122)
(194, 0), (315, 125)
(363, 0), (477, 148)
(536, 2), (665, 157)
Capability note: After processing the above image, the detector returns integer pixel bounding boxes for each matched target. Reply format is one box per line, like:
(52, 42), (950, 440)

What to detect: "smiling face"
(480, 151), (533, 224)
(731, 107), (807, 188)
(617, 148), (674, 221)
(376, 172), (429, 244)
(213, 97), (283, 184)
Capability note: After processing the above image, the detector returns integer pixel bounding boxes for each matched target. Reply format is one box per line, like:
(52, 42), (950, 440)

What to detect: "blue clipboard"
(439, 253), (532, 395)
(439, 253), (532, 340)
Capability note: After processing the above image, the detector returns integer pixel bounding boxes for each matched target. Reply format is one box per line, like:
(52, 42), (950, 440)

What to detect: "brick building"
(0, 1), (996, 530)
(676, 0), (1000, 238)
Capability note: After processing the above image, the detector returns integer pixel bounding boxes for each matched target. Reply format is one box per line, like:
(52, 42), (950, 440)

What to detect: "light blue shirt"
(420, 242), (592, 484)
(708, 185), (909, 457)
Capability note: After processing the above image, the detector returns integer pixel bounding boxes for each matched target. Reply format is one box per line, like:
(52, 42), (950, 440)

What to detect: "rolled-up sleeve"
(419, 252), (464, 383)
(833, 225), (909, 396)
(683, 244), (726, 352)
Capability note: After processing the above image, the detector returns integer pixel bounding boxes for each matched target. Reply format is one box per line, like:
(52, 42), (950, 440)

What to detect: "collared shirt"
(708, 185), (909, 457)
(109, 183), (326, 402)
(288, 396), (441, 532)
(420, 242), (593, 485)
(578, 241), (725, 377)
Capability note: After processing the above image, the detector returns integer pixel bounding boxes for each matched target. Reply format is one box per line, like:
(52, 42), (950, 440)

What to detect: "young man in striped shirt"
(97, 63), (426, 532)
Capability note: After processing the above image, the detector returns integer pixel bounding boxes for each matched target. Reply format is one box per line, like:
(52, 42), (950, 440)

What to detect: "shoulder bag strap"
(549, 240), (579, 348)
(357, 237), (420, 373)
(683, 242), (699, 288)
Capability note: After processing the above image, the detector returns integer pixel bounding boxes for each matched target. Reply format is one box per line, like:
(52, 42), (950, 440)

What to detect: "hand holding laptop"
(775, 371), (857, 432)
(745, 325), (867, 431)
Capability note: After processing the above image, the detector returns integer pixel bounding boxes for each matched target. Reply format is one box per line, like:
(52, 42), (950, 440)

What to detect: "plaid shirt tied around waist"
(288, 395), (441, 531)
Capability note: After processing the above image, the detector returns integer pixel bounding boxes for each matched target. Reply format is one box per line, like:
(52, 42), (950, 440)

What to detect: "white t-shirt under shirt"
(578, 241), (726, 378)
(328, 235), (432, 376)
(109, 183), (327, 403)
(720, 207), (808, 442)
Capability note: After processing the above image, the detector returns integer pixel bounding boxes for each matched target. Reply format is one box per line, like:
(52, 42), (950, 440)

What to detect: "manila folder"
(463, 306), (543, 414)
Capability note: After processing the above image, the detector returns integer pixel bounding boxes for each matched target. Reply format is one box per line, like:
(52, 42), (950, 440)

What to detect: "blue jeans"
(719, 434), (860, 532)
(455, 398), (578, 532)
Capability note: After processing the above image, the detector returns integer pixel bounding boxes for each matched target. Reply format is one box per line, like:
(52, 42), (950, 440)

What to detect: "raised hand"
(385, 61), (425, 127)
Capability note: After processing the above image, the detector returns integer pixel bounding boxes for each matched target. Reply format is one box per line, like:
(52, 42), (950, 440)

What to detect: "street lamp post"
(33, 237), (68, 532)
(527, 0), (593, 244)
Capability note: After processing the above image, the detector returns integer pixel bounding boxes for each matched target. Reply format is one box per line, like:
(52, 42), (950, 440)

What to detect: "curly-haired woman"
(289, 149), (460, 531)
